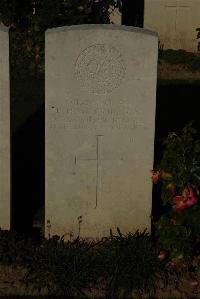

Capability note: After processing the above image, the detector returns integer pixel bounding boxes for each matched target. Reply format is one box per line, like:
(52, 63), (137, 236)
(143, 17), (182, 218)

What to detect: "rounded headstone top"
(46, 24), (158, 37)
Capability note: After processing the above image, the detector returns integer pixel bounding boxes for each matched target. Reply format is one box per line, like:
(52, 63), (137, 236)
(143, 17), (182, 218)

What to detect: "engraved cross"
(165, 0), (190, 32)
(75, 135), (124, 209)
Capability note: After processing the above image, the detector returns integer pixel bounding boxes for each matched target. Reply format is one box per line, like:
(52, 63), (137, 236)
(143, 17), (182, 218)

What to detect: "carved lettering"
(48, 97), (146, 130)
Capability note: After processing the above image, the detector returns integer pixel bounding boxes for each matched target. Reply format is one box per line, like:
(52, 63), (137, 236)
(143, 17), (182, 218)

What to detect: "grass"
(0, 228), (199, 297)
(0, 229), (159, 297)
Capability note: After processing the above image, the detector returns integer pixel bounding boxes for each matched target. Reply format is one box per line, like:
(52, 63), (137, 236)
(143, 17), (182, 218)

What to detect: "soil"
(158, 59), (200, 81)
(0, 265), (36, 296)
(0, 264), (200, 298)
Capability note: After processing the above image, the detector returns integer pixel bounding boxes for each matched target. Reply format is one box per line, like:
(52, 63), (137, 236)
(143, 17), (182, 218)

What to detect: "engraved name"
(48, 98), (145, 130)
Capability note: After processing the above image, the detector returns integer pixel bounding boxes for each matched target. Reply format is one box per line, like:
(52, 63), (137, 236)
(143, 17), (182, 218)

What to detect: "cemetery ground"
(158, 49), (200, 81)
(0, 228), (200, 298)
(1, 124), (200, 298)
(0, 230), (200, 298)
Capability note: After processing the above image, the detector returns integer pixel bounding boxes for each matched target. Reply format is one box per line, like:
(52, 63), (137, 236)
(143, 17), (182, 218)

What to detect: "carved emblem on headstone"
(75, 44), (125, 94)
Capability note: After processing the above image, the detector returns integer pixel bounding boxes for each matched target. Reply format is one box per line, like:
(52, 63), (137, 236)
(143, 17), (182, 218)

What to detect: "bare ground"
(158, 60), (200, 81)
(1, 265), (200, 298)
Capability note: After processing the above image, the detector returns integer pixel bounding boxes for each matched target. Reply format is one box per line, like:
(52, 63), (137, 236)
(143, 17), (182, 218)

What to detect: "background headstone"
(45, 25), (158, 239)
(144, 0), (200, 52)
(0, 25), (10, 230)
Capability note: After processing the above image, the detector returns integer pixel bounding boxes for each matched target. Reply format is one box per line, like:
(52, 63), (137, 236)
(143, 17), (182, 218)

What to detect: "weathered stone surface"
(0, 25), (10, 230)
(45, 25), (158, 239)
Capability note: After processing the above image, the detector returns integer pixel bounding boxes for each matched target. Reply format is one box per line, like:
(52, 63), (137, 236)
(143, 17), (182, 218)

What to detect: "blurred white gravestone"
(0, 25), (10, 230)
(45, 25), (158, 239)
(144, 0), (200, 52)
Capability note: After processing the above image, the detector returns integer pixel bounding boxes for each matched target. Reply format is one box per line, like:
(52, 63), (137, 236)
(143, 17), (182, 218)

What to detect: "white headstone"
(45, 25), (158, 239)
(0, 25), (10, 230)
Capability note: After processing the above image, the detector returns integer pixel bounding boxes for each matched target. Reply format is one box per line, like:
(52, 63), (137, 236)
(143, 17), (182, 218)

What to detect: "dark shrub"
(0, 228), (33, 264)
(0, 229), (159, 297)
(25, 235), (98, 296)
(96, 229), (159, 297)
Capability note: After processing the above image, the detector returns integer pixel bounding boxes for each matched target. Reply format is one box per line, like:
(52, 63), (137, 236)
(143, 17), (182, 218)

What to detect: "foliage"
(24, 235), (98, 296)
(0, 0), (122, 130)
(159, 123), (200, 194)
(1, 0), (122, 74)
(97, 229), (159, 297)
(0, 0), (122, 29)
(0, 229), (34, 264)
(153, 123), (200, 262)
(197, 27), (200, 52)
(156, 214), (194, 261)
(0, 229), (159, 296)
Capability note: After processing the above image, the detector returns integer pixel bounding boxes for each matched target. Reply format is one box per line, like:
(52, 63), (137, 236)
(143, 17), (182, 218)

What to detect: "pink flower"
(174, 196), (183, 204)
(175, 199), (188, 212)
(173, 187), (198, 212)
(151, 171), (160, 184)
(187, 196), (198, 207)
(184, 188), (198, 207)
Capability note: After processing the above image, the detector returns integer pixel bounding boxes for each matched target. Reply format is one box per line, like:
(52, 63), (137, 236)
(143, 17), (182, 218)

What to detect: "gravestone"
(144, 0), (200, 52)
(0, 25), (10, 230)
(45, 25), (158, 239)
